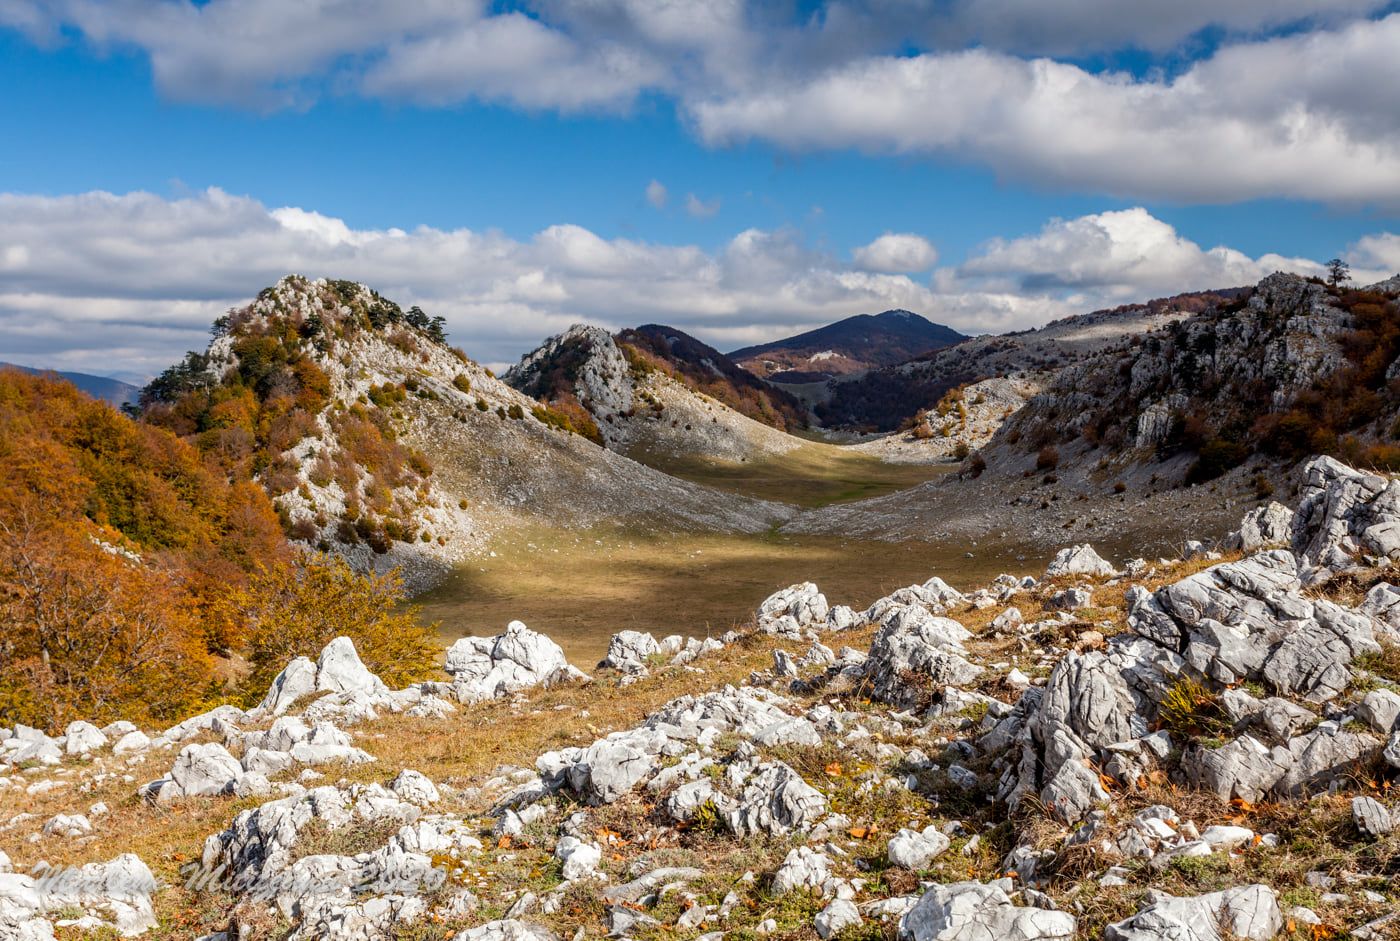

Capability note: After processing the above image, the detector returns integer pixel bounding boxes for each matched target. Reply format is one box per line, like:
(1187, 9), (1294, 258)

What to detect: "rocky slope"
(616, 325), (808, 432)
(4, 455), (1399, 941)
(815, 292), (1227, 432)
(139, 278), (795, 590)
(505, 324), (804, 466)
(985, 273), (1400, 484)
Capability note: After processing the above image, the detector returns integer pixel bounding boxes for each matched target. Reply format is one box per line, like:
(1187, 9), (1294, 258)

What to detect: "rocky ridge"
(505, 324), (803, 465)
(4, 456), (1400, 941)
(147, 278), (800, 589)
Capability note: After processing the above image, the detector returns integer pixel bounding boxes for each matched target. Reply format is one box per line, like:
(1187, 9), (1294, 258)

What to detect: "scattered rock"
(1104, 884), (1282, 941)
(887, 826), (951, 870)
(446, 621), (587, 704)
(1352, 795), (1393, 837)
(899, 880), (1075, 941)
(1044, 544), (1116, 580)
(816, 899), (862, 939)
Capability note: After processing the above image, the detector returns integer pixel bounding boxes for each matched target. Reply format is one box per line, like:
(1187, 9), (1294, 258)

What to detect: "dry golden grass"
(11, 544), (1398, 941)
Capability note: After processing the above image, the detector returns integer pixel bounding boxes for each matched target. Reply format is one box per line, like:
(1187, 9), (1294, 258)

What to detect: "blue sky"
(3, 1), (1400, 379)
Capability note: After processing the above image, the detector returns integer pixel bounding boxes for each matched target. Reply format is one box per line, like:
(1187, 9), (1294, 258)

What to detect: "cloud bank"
(2, 189), (1391, 379)
(5, 1), (1400, 206)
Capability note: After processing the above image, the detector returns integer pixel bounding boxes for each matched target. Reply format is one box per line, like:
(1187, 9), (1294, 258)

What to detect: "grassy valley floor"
(419, 525), (1050, 666)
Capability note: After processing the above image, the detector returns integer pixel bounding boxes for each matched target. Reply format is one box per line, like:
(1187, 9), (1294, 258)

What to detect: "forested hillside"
(0, 369), (287, 726)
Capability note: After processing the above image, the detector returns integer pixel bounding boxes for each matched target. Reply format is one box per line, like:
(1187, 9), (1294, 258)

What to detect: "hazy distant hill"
(0, 362), (141, 408)
(727, 309), (966, 381)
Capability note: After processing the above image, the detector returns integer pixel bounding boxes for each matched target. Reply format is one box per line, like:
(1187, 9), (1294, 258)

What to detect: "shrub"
(452, 374), (472, 394)
(224, 556), (441, 699)
(1036, 446), (1060, 470)
(1160, 677), (1228, 739)
(1185, 437), (1247, 484)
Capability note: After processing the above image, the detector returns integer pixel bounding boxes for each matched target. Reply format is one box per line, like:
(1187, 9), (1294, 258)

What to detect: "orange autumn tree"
(0, 368), (289, 728)
(220, 555), (442, 704)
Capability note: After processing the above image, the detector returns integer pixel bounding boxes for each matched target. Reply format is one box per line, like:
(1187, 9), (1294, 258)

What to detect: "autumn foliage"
(0, 368), (290, 727)
(0, 368), (443, 730)
(219, 555), (442, 703)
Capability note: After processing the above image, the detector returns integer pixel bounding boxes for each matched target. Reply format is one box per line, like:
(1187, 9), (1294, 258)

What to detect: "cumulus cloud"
(685, 193), (721, 219)
(0, 189), (938, 375)
(692, 14), (1400, 206)
(6, 2), (1400, 204)
(645, 179), (668, 209)
(853, 233), (938, 273)
(3, 189), (1389, 379)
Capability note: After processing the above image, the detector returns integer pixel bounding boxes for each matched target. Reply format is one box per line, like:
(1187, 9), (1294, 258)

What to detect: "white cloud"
(6, 3), (1400, 205)
(692, 14), (1400, 207)
(917, 0), (1390, 57)
(1350, 232), (1400, 273)
(685, 193), (721, 219)
(3, 190), (1390, 380)
(853, 233), (938, 273)
(645, 179), (668, 209)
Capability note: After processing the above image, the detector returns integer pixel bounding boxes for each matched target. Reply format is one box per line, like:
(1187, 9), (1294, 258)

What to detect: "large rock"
(1356, 689), (1400, 734)
(35, 854), (159, 936)
(817, 899), (862, 939)
(1292, 456), (1400, 584)
(168, 742), (244, 798)
(727, 760), (827, 837)
(566, 731), (667, 804)
(1359, 582), (1400, 633)
(645, 686), (795, 740)
(251, 637), (401, 721)
(771, 846), (831, 896)
(991, 617), (1191, 816)
(554, 836), (602, 882)
(888, 826), (952, 870)
(1353, 795), (1393, 837)
(599, 631), (660, 674)
(899, 881), (1075, 941)
(446, 621), (584, 703)
(455, 919), (560, 941)
(866, 609), (980, 709)
(1184, 735), (1291, 803)
(316, 636), (390, 698)
(1129, 551), (1381, 701)
(757, 583), (830, 632)
(389, 770), (440, 806)
(158, 704), (249, 744)
(63, 722), (107, 756)
(1044, 544), (1116, 580)
(253, 657), (318, 716)
(1041, 760), (1111, 825)
(1105, 884), (1282, 941)
(1233, 502), (1295, 553)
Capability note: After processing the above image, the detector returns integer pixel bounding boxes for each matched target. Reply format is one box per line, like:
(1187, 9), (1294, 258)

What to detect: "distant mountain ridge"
(726, 309), (966, 381)
(0, 362), (141, 408)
